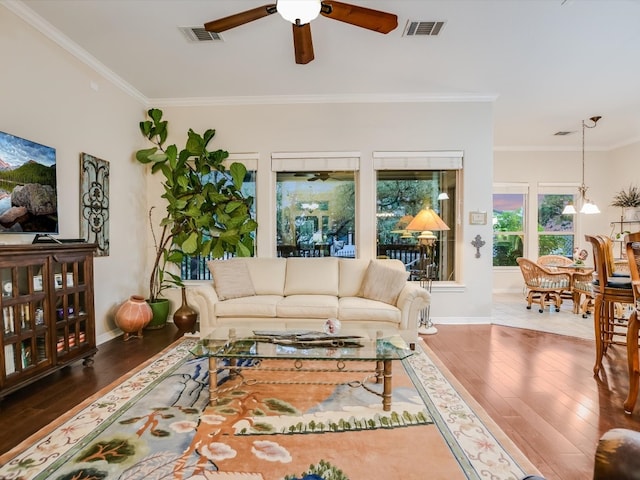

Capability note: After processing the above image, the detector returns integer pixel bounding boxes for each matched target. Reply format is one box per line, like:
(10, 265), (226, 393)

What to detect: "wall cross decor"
(471, 234), (485, 258)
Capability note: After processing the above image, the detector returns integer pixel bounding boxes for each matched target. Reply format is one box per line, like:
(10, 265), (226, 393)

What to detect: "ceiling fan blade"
(320, 1), (398, 34)
(204, 4), (277, 32)
(293, 23), (315, 65)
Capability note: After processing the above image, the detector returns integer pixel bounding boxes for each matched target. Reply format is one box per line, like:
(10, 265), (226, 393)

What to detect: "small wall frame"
(469, 211), (487, 225)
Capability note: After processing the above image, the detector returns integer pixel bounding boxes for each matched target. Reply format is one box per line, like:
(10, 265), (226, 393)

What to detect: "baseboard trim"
(431, 316), (491, 325)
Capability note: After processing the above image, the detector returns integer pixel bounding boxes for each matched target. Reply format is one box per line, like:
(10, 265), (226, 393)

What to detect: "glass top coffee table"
(191, 328), (414, 411)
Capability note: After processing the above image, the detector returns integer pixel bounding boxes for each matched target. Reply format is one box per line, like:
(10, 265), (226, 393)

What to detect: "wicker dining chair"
(585, 234), (633, 376)
(537, 254), (576, 303)
(572, 270), (596, 318)
(537, 254), (574, 270)
(516, 257), (571, 313)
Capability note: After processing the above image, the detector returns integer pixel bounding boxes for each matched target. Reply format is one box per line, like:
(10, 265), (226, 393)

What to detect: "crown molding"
(148, 93), (499, 108)
(493, 145), (610, 153)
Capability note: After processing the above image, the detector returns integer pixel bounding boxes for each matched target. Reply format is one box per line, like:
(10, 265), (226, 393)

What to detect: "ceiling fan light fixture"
(277, 0), (321, 25)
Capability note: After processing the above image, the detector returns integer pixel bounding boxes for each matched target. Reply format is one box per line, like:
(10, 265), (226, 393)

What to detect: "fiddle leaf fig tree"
(136, 108), (257, 302)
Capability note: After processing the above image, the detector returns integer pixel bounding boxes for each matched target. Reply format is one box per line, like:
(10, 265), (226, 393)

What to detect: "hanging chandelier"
(562, 115), (602, 215)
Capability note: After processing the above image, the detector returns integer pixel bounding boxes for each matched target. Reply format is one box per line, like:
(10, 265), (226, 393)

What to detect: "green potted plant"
(135, 108), (257, 327)
(611, 185), (640, 221)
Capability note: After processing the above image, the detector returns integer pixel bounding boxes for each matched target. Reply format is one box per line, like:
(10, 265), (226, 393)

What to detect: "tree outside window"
(538, 193), (574, 257)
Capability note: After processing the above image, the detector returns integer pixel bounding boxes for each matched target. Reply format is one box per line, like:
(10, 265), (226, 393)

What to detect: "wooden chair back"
(599, 235), (617, 278)
(625, 231), (640, 299)
(585, 235), (608, 295)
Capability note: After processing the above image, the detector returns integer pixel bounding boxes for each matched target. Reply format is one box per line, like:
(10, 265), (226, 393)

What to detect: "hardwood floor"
(1, 321), (639, 480)
(425, 324), (640, 480)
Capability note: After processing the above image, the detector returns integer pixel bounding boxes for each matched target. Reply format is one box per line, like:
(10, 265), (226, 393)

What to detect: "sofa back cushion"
(338, 259), (370, 297)
(284, 257), (340, 296)
(207, 258), (256, 301)
(246, 258), (287, 295)
(358, 259), (409, 305)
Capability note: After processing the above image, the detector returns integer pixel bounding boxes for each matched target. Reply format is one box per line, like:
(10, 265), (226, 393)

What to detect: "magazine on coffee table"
(252, 330), (364, 347)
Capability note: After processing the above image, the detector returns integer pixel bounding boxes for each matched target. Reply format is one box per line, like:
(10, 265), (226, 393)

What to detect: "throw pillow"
(207, 259), (256, 301)
(359, 260), (409, 305)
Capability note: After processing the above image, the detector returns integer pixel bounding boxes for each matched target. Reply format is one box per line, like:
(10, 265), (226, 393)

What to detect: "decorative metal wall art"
(80, 153), (110, 256)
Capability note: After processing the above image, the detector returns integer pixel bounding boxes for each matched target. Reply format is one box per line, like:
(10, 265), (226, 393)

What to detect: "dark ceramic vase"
(173, 287), (197, 337)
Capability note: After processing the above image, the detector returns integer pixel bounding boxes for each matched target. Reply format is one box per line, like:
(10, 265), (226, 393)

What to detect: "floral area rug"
(0, 337), (539, 480)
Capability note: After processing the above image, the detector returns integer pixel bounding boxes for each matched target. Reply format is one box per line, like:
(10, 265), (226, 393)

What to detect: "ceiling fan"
(204, 0), (398, 64)
(292, 172), (334, 181)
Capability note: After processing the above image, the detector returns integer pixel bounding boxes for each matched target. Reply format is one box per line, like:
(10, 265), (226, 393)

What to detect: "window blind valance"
(537, 183), (579, 195)
(271, 152), (360, 172)
(225, 153), (259, 171)
(373, 151), (463, 170)
(493, 183), (529, 194)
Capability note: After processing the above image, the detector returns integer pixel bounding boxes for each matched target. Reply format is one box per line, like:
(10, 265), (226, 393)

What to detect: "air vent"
(554, 131), (576, 136)
(179, 26), (223, 43)
(403, 21), (445, 37)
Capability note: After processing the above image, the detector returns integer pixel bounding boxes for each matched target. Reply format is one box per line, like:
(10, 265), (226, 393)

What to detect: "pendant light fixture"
(562, 115), (602, 215)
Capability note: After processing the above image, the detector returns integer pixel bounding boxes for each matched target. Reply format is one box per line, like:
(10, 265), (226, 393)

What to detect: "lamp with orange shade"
(405, 208), (449, 335)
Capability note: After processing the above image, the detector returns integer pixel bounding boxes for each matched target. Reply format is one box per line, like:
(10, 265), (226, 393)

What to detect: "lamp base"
(418, 325), (438, 335)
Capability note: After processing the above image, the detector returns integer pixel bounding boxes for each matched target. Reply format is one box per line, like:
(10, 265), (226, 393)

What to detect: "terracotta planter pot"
(115, 295), (152, 341)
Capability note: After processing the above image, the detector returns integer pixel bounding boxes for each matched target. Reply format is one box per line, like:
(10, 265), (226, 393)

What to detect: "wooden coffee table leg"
(382, 359), (392, 411)
(376, 359), (383, 384)
(208, 356), (218, 405)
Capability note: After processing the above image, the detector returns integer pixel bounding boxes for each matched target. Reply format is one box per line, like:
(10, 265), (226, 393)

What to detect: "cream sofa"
(188, 257), (430, 347)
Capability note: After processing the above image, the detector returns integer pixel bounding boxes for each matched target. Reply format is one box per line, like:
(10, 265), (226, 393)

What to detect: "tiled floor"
(492, 291), (593, 340)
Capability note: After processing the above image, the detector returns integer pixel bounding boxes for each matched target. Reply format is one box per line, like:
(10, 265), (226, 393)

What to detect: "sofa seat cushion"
(276, 295), (339, 319)
(215, 295), (282, 318)
(338, 297), (401, 324)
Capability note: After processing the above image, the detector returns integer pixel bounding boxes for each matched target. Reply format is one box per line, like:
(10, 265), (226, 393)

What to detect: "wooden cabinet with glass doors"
(0, 243), (96, 399)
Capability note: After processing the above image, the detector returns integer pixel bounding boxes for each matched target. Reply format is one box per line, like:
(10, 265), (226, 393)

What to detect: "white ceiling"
(8, 0), (640, 150)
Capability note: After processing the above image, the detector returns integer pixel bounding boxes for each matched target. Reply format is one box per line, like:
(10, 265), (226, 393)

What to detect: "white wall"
(152, 102), (495, 322)
(0, 7), (148, 343)
(494, 145), (640, 292)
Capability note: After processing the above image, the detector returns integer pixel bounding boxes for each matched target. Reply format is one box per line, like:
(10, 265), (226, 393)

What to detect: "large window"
(276, 171), (355, 257)
(375, 170), (457, 281)
(538, 191), (575, 257)
(493, 192), (526, 267)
